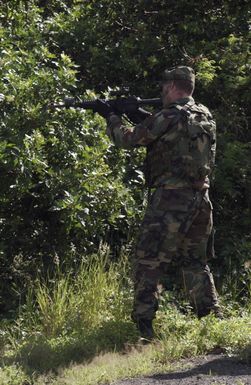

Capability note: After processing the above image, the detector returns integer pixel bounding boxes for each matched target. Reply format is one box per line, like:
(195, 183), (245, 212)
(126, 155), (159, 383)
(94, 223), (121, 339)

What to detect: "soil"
(113, 354), (251, 385)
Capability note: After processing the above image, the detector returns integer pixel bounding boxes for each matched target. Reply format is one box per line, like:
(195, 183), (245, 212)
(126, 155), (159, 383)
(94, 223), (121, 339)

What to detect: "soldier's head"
(161, 66), (195, 107)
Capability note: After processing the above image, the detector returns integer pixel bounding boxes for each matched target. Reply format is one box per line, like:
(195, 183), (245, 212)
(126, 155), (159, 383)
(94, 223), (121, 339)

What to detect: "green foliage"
(0, 2), (144, 313)
(0, 365), (29, 385)
(36, 0), (251, 289)
(2, 253), (136, 373)
(0, 255), (249, 383)
(0, 1), (250, 313)
(15, 248), (133, 339)
(0, 3), (250, 383)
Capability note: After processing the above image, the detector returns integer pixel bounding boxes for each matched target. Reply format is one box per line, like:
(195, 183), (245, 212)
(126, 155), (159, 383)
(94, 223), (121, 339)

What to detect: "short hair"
(173, 79), (194, 95)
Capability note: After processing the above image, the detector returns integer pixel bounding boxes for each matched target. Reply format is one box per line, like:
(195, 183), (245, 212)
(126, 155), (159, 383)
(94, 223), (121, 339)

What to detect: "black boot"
(197, 304), (223, 319)
(137, 318), (154, 344)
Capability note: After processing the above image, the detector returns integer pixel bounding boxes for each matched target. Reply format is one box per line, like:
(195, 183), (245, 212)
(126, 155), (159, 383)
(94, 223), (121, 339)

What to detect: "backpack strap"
(172, 100), (196, 117)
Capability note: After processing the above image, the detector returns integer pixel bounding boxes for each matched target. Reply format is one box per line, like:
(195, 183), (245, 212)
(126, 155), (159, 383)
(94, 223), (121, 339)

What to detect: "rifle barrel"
(138, 98), (162, 108)
(51, 97), (162, 110)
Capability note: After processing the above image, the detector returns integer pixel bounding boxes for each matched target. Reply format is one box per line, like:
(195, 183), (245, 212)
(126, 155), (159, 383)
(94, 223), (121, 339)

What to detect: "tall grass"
(15, 249), (133, 339)
(1, 252), (250, 384)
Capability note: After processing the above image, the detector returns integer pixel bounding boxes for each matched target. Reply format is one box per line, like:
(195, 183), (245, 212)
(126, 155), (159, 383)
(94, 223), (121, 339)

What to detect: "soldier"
(96, 66), (221, 342)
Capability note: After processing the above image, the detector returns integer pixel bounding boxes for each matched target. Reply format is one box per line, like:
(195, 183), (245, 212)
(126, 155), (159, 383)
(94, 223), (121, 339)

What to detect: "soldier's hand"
(126, 107), (152, 124)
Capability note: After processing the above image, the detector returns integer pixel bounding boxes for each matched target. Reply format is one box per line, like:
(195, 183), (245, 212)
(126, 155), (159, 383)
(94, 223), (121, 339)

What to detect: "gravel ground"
(113, 354), (251, 385)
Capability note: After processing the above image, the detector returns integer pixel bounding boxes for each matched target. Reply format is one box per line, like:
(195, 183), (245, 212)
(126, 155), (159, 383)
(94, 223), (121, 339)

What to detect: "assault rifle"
(51, 90), (162, 123)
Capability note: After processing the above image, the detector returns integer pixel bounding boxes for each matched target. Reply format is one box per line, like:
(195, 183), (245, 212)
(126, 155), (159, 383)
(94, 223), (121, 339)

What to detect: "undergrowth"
(0, 251), (250, 385)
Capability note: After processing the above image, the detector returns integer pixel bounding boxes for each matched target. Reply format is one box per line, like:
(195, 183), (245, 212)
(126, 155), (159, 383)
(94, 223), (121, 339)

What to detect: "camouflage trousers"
(132, 187), (220, 322)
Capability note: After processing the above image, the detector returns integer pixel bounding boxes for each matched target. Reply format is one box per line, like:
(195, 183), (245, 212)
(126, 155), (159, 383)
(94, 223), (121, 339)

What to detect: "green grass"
(0, 252), (250, 385)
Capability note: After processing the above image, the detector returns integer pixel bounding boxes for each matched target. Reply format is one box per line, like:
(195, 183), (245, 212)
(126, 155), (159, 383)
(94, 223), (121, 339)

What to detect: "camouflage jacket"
(106, 96), (216, 189)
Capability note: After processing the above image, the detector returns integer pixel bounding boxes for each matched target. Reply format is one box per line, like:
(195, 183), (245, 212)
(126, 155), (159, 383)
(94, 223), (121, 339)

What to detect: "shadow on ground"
(150, 354), (251, 381)
(2, 320), (137, 374)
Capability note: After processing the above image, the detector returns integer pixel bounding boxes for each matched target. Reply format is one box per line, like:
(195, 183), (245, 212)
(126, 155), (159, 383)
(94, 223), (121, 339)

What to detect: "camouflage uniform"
(106, 66), (220, 326)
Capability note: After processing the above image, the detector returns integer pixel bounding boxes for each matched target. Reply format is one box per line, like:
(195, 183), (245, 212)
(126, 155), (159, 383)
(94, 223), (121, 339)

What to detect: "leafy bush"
(0, 3), (142, 313)
(0, 1), (250, 313)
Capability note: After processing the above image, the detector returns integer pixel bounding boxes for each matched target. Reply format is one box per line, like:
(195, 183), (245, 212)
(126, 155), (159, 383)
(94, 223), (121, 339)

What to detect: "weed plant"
(0, 251), (250, 385)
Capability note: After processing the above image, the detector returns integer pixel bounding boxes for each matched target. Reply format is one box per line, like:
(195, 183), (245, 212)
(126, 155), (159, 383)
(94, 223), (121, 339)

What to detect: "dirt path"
(113, 354), (251, 385)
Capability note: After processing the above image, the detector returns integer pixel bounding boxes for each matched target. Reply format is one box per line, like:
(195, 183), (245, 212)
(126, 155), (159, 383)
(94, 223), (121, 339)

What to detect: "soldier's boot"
(211, 305), (224, 319)
(137, 318), (154, 344)
(197, 304), (223, 319)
